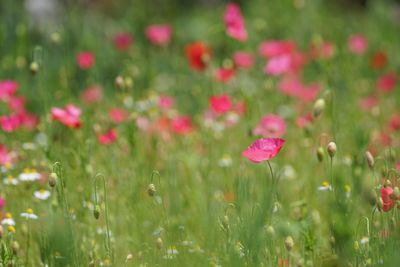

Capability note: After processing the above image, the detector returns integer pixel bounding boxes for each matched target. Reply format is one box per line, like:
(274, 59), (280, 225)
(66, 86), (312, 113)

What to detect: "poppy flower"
(80, 85), (103, 104)
(76, 51), (95, 70)
(171, 116), (193, 135)
(145, 24), (172, 46)
(296, 114), (313, 128)
(310, 41), (335, 59)
(158, 95), (174, 110)
(7, 96), (25, 112)
(348, 34), (368, 55)
(98, 129), (118, 145)
(109, 108), (129, 124)
(112, 32), (133, 51)
(0, 80), (18, 101)
(0, 144), (14, 166)
(233, 51), (254, 68)
(0, 197), (5, 209)
(359, 96), (379, 112)
(259, 40), (296, 58)
(51, 104), (81, 128)
(381, 186), (394, 212)
(209, 95), (232, 114)
(370, 51), (387, 69)
(253, 115), (286, 138)
(214, 68), (235, 82)
(376, 72), (396, 93)
(388, 114), (400, 131)
(0, 115), (21, 132)
(224, 3), (247, 42)
(278, 77), (320, 102)
(184, 42), (212, 71)
(242, 138), (285, 163)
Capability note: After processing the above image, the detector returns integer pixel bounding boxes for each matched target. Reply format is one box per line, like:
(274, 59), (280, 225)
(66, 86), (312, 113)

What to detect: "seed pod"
(317, 147), (324, 162)
(327, 142), (337, 158)
(365, 151), (374, 169)
(313, 98), (325, 118)
(147, 183), (156, 197)
(93, 205), (101, 219)
(284, 236), (294, 251)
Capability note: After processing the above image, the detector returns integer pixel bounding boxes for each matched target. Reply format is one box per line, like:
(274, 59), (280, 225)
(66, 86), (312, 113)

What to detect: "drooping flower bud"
(313, 98), (325, 118)
(93, 205), (101, 219)
(49, 172), (57, 187)
(147, 183), (156, 197)
(327, 142), (337, 158)
(284, 236), (294, 251)
(317, 147), (324, 162)
(365, 151), (374, 169)
(30, 61), (39, 74)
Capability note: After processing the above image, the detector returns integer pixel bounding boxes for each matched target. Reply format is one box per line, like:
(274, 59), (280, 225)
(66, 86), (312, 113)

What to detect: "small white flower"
(34, 189), (51, 200)
(318, 181), (332, 191)
(1, 213), (16, 226)
(19, 169), (41, 182)
(20, 208), (38, 220)
(360, 236), (369, 245)
(22, 142), (36, 150)
(218, 155), (232, 167)
(3, 175), (18, 185)
(163, 246), (179, 259)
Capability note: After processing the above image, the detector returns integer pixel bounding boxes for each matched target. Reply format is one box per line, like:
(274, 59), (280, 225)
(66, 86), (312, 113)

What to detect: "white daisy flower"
(218, 155), (232, 167)
(20, 208), (38, 220)
(22, 142), (36, 150)
(34, 189), (51, 200)
(360, 236), (369, 245)
(1, 213), (16, 226)
(19, 168), (41, 181)
(3, 175), (18, 185)
(318, 181), (332, 191)
(163, 246), (179, 259)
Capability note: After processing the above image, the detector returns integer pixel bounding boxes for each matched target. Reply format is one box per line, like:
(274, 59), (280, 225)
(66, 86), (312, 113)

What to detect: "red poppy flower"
(224, 3), (247, 42)
(171, 116), (193, 135)
(113, 32), (133, 52)
(51, 104), (82, 128)
(184, 42), (212, 71)
(370, 51), (387, 69)
(209, 95), (232, 114)
(98, 129), (118, 145)
(76, 51), (95, 70)
(381, 186), (394, 212)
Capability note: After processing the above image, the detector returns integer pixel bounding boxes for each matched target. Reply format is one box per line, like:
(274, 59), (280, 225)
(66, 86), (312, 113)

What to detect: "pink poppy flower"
(0, 80), (18, 101)
(381, 186), (394, 212)
(171, 116), (193, 135)
(359, 96), (379, 112)
(0, 197), (5, 209)
(278, 77), (320, 102)
(389, 114), (400, 131)
(215, 68), (235, 82)
(80, 85), (103, 104)
(18, 112), (39, 130)
(209, 95), (232, 114)
(242, 138), (285, 163)
(136, 116), (151, 131)
(310, 41), (335, 59)
(259, 40), (296, 58)
(253, 115), (286, 138)
(158, 95), (174, 110)
(234, 101), (246, 116)
(7, 96), (25, 112)
(76, 51), (95, 70)
(113, 32), (133, 51)
(224, 3), (247, 42)
(51, 104), (81, 128)
(233, 51), (254, 68)
(145, 24), (172, 46)
(0, 144), (14, 166)
(377, 72), (397, 93)
(0, 115), (21, 132)
(348, 34), (368, 55)
(264, 55), (292, 76)
(109, 108), (129, 124)
(98, 129), (118, 145)
(296, 114), (313, 128)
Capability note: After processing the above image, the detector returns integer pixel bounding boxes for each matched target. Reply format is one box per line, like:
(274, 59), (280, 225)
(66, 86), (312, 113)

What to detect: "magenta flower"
(0, 80), (18, 101)
(259, 40), (296, 58)
(158, 95), (174, 110)
(0, 115), (21, 132)
(224, 3), (247, 42)
(113, 32), (133, 51)
(109, 108), (129, 124)
(76, 51), (95, 70)
(145, 24), (172, 46)
(214, 68), (235, 83)
(80, 85), (103, 104)
(377, 72), (397, 93)
(233, 51), (254, 69)
(51, 104), (81, 128)
(171, 116), (193, 135)
(0, 197), (5, 209)
(348, 34), (368, 55)
(253, 115), (286, 138)
(243, 138), (285, 163)
(278, 77), (320, 102)
(209, 95), (232, 114)
(0, 144), (14, 166)
(98, 129), (118, 145)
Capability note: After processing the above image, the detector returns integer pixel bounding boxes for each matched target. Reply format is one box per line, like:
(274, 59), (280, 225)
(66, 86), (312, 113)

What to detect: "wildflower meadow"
(1, 0), (400, 266)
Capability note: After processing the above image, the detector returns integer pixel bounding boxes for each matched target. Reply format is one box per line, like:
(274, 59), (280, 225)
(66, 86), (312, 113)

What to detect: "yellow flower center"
(8, 225), (16, 233)
(26, 208), (33, 214)
(5, 212), (12, 219)
(322, 181), (330, 187)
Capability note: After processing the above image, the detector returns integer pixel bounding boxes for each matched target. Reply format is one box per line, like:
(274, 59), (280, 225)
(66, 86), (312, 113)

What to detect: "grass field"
(1, 0), (400, 266)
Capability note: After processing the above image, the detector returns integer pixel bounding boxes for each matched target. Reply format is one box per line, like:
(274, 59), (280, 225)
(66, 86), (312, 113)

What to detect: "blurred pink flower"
(113, 32), (133, 51)
(253, 115), (286, 138)
(0, 197), (5, 209)
(224, 3), (247, 41)
(7, 96), (25, 112)
(0, 80), (18, 101)
(98, 128), (118, 145)
(381, 186), (394, 212)
(278, 77), (320, 102)
(348, 34), (368, 55)
(359, 96), (379, 112)
(264, 55), (292, 76)
(234, 101), (246, 116)
(233, 51), (254, 68)
(80, 85), (103, 104)
(145, 24), (172, 46)
(209, 95), (232, 114)
(158, 95), (174, 110)
(259, 40), (296, 58)
(310, 41), (335, 59)
(51, 104), (81, 128)
(296, 114), (313, 128)
(0, 115), (20, 132)
(243, 138), (285, 163)
(377, 72), (397, 93)
(171, 116), (193, 135)
(0, 144), (14, 166)
(109, 108), (129, 124)
(76, 51), (95, 70)
(389, 114), (400, 131)
(215, 68), (235, 82)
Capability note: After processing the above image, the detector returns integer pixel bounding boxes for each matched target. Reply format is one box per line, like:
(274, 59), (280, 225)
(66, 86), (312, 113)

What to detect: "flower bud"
(156, 237), (163, 249)
(365, 151), (374, 169)
(147, 183), (156, 197)
(11, 241), (19, 255)
(49, 172), (57, 187)
(93, 205), (101, 219)
(316, 147), (324, 162)
(115, 76), (125, 89)
(30, 61), (39, 74)
(313, 98), (325, 118)
(284, 236), (294, 251)
(327, 142), (337, 158)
